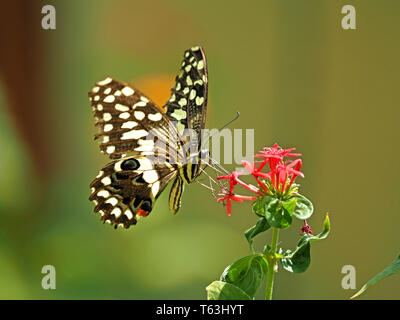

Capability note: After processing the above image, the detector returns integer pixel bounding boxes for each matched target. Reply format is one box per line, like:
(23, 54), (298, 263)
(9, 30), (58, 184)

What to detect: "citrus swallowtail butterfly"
(88, 46), (208, 229)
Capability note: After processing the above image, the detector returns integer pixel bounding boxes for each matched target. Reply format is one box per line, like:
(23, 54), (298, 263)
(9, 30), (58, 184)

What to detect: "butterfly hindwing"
(89, 156), (178, 228)
(168, 176), (185, 215)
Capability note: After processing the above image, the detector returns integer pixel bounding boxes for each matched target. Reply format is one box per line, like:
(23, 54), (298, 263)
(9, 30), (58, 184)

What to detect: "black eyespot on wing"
(141, 199), (152, 212)
(121, 159), (140, 171)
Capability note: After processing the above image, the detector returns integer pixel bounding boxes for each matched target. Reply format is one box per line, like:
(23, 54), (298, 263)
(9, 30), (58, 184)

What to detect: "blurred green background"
(0, 0), (399, 299)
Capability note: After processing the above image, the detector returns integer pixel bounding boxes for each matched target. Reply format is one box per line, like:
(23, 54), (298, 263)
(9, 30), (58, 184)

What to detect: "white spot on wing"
(97, 190), (110, 198)
(106, 145), (115, 154)
(115, 103), (130, 111)
(134, 111), (145, 120)
(196, 96), (204, 106)
(96, 171), (104, 178)
(178, 98), (187, 107)
(133, 101), (147, 108)
(103, 113), (112, 121)
(138, 158), (153, 171)
(104, 124), (113, 132)
(122, 86), (134, 96)
(111, 207), (122, 218)
(135, 139), (154, 152)
(119, 112), (130, 119)
(114, 161), (122, 172)
(103, 95), (115, 103)
(171, 109), (187, 121)
(121, 129), (148, 140)
(189, 89), (196, 100)
(197, 60), (204, 70)
(142, 170), (158, 183)
(148, 113), (162, 121)
(121, 121), (137, 129)
(105, 197), (118, 206)
(101, 176), (112, 185)
(98, 77), (112, 85)
(151, 181), (160, 197)
(124, 209), (133, 220)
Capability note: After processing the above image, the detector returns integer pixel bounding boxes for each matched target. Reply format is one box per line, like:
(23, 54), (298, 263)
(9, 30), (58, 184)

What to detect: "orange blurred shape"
(131, 74), (175, 107)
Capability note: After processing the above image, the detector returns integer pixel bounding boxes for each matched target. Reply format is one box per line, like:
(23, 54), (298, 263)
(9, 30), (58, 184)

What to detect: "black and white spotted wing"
(89, 156), (178, 228)
(88, 77), (183, 162)
(88, 46), (209, 229)
(88, 77), (186, 228)
(163, 45), (208, 152)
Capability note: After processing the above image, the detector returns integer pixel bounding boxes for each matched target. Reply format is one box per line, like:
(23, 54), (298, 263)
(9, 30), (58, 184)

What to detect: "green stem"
(265, 227), (279, 300)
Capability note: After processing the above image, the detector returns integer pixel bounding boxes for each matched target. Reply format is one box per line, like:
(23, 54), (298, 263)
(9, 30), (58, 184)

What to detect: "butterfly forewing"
(89, 77), (182, 162)
(163, 46), (208, 153)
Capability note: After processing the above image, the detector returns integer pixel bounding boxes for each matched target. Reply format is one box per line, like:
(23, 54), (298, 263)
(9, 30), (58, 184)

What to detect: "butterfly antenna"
(201, 111), (240, 149)
(218, 111), (240, 131)
(208, 157), (230, 175)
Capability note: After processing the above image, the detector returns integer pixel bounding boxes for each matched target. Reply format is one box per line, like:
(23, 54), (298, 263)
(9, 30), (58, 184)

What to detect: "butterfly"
(88, 46), (209, 229)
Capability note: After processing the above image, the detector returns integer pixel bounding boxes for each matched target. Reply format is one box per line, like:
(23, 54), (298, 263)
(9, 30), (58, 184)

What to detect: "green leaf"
(292, 194), (314, 220)
(281, 214), (330, 273)
(220, 254), (268, 298)
(264, 196), (292, 229)
(206, 281), (252, 300)
(245, 217), (271, 251)
(282, 197), (297, 216)
(351, 253), (400, 299)
(252, 198), (265, 217)
(281, 243), (311, 273)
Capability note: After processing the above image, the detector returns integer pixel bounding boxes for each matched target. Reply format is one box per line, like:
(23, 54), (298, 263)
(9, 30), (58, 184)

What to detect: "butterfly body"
(88, 46), (208, 229)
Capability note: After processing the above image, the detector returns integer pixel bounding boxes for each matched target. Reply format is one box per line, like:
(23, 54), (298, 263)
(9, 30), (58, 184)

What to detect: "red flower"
(217, 171), (261, 195)
(214, 143), (305, 215)
(255, 143), (301, 172)
(217, 171), (258, 215)
(300, 221), (313, 235)
(217, 193), (257, 216)
(242, 160), (270, 194)
(275, 159), (304, 193)
(242, 160), (269, 179)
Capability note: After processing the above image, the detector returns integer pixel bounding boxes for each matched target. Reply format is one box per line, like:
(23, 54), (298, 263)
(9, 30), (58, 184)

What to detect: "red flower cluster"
(217, 143), (304, 216)
(300, 221), (313, 235)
